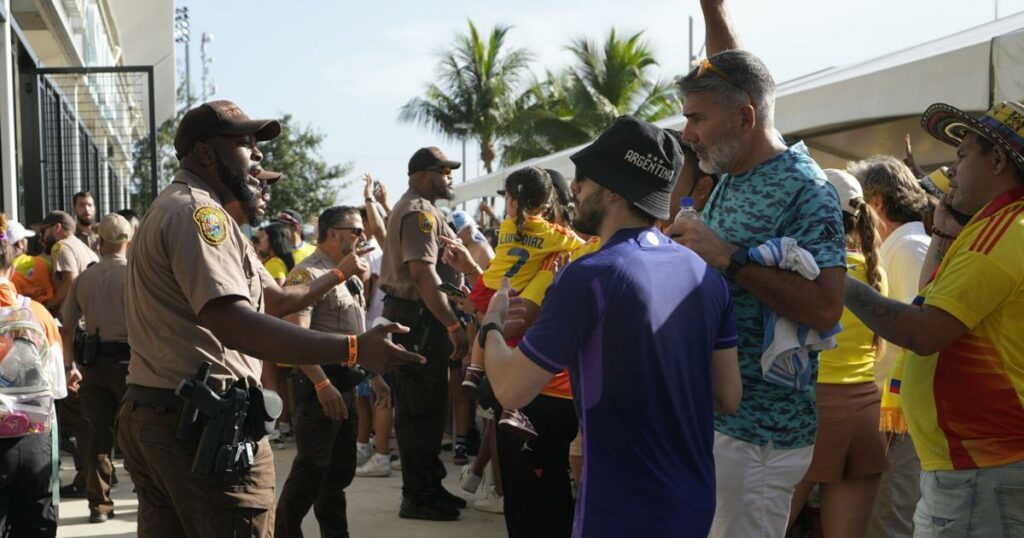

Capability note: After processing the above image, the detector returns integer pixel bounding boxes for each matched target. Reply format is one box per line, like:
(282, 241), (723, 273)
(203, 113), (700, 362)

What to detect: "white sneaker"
(356, 445), (373, 467)
(355, 453), (391, 477)
(390, 454), (401, 471)
(460, 464), (482, 494)
(471, 485), (504, 514)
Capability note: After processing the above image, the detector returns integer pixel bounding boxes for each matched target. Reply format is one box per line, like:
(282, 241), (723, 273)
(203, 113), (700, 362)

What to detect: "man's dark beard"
(76, 214), (93, 227)
(217, 158), (262, 225)
(573, 191), (604, 236)
(433, 177), (454, 200)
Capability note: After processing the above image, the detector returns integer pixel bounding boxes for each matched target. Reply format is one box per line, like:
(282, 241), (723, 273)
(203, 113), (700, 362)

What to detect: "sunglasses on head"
(696, 58), (755, 106)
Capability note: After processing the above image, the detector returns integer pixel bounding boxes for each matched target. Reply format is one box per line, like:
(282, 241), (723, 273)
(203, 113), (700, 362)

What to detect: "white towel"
(748, 238), (841, 389)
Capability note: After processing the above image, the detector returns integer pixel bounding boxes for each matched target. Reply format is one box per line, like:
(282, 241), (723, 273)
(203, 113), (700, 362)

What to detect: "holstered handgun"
(175, 364), (252, 480)
(175, 362), (211, 445)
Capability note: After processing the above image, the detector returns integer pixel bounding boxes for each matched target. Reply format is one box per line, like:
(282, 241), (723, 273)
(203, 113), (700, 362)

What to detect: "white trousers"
(709, 432), (815, 538)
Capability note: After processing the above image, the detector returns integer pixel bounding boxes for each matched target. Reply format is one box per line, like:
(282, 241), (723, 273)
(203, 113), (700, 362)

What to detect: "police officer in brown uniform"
(37, 209), (99, 498)
(117, 100), (422, 538)
(60, 213), (134, 523)
(276, 205), (384, 537)
(380, 147), (471, 521)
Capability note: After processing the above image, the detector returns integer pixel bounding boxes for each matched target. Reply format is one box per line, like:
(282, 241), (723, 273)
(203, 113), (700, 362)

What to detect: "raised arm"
(700, 0), (742, 56)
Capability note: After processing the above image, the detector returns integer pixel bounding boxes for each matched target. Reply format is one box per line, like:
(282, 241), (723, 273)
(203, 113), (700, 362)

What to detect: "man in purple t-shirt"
(477, 116), (742, 538)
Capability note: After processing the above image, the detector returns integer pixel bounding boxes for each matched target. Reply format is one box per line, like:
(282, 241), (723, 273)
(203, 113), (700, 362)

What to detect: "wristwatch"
(478, 322), (503, 348)
(725, 247), (749, 279)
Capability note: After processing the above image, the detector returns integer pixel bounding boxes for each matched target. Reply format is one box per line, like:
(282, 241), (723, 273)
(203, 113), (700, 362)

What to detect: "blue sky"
(177, 0), (1024, 206)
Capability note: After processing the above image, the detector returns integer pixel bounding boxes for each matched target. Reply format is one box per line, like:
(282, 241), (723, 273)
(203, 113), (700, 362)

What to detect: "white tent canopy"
(449, 13), (1024, 205)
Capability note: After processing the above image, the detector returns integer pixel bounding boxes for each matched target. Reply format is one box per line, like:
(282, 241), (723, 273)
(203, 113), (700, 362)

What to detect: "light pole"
(174, 7), (191, 106)
(201, 33), (216, 102)
(454, 122), (472, 210)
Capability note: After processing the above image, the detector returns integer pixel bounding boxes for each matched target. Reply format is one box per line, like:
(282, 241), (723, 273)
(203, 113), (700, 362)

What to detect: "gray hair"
(847, 155), (929, 225)
(676, 49), (776, 128)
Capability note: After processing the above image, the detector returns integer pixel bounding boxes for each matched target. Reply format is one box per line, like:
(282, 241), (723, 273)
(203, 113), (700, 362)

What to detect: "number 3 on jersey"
(504, 248), (530, 278)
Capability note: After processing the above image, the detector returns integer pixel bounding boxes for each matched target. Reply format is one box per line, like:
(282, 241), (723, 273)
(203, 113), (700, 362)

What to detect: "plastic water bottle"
(675, 197), (699, 223)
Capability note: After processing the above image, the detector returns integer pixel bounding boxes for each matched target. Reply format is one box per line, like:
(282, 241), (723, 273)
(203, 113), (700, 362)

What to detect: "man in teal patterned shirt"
(668, 1), (846, 536)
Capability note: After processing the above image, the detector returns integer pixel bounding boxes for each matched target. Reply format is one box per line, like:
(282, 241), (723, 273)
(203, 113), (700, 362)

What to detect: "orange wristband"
(347, 335), (358, 367)
(446, 321), (461, 333)
(331, 268), (346, 283)
(314, 379), (331, 392)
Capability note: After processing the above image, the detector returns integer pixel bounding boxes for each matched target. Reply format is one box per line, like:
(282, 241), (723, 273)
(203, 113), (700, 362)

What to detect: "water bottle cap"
(680, 196), (695, 207)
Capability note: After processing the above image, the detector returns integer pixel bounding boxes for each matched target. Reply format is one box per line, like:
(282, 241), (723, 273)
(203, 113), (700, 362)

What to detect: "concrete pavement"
(56, 443), (507, 537)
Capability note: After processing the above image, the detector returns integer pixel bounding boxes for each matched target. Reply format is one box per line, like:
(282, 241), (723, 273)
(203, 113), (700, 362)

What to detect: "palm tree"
(501, 30), (679, 166)
(399, 21), (531, 174)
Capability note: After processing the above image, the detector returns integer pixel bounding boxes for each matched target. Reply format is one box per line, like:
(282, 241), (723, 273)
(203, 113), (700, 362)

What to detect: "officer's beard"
(217, 158), (262, 226)
(76, 214), (94, 227)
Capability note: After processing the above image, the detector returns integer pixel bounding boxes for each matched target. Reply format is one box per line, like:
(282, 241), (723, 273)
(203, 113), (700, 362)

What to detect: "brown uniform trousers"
(275, 372), (358, 538)
(116, 401), (276, 537)
(79, 351), (129, 515)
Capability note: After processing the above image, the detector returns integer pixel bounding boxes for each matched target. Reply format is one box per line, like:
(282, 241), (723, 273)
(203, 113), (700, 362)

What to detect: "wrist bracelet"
(932, 229), (958, 241)
(347, 335), (358, 367)
(314, 379), (331, 392)
(446, 321), (461, 333)
(331, 268), (346, 283)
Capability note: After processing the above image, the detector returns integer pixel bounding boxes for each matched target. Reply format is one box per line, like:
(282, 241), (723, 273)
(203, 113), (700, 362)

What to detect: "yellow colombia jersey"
(902, 188), (1024, 471)
(482, 216), (582, 292)
(294, 242), (316, 263)
(520, 236), (602, 307)
(818, 250), (888, 385)
(264, 243), (317, 281)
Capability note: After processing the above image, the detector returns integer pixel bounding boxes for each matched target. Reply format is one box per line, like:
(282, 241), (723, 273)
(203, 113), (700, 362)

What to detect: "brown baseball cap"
(98, 213), (133, 245)
(408, 147), (461, 175)
(34, 210), (76, 232)
(173, 100), (282, 159)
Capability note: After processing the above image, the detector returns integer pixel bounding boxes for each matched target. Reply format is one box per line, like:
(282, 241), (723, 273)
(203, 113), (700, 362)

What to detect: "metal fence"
(21, 66), (156, 223)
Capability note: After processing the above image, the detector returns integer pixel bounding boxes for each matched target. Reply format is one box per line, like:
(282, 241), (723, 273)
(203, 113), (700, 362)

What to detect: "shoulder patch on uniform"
(417, 211), (435, 234)
(286, 268), (311, 286)
(193, 206), (229, 245)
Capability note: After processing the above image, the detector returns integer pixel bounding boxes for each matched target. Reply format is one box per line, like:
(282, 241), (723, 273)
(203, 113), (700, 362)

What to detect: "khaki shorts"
(803, 382), (891, 483)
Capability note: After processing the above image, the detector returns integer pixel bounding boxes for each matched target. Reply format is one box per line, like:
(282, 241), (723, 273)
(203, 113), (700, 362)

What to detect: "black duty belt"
(124, 385), (181, 411)
(383, 294), (423, 309)
(98, 341), (131, 356)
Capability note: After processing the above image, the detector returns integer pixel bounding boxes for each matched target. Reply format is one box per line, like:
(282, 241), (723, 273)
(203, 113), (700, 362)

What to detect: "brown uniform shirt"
(52, 233), (99, 275)
(286, 248), (365, 335)
(125, 169), (265, 392)
(76, 229), (101, 253)
(379, 189), (461, 301)
(62, 253), (128, 342)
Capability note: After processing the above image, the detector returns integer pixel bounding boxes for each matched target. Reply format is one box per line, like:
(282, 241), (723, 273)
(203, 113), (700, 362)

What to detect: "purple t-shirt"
(520, 227), (737, 538)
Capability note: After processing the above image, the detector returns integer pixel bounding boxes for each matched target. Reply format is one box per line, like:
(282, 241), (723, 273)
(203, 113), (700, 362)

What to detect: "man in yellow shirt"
(844, 100), (1024, 536)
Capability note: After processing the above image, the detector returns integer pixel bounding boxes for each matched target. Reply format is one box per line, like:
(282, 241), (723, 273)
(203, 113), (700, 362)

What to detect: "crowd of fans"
(1, 1), (1022, 537)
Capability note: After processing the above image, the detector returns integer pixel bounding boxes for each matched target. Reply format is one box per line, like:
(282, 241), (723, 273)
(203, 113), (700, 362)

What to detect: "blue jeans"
(913, 460), (1024, 537)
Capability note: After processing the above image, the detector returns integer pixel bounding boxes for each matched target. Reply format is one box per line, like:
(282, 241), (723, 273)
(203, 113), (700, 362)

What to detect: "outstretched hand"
(440, 236), (479, 275)
(356, 323), (425, 373)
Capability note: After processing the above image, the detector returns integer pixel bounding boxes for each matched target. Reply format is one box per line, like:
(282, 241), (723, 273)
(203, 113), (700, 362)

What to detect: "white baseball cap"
(824, 169), (864, 216)
(6, 221), (35, 243)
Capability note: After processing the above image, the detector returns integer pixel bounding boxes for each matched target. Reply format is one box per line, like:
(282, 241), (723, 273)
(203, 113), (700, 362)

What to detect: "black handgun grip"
(175, 362), (212, 442)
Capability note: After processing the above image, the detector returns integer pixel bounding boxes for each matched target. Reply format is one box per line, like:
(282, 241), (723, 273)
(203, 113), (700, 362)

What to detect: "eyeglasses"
(331, 226), (364, 236)
(696, 58), (755, 105)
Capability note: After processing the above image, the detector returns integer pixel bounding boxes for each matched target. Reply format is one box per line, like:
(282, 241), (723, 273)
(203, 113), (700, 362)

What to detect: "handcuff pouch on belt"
(174, 361), (282, 480)
(74, 327), (101, 367)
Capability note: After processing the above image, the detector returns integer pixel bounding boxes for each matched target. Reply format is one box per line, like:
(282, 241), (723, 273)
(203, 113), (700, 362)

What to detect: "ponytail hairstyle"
(501, 166), (553, 236)
(844, 199), (885, 350)
(0, 214), (14, 271)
